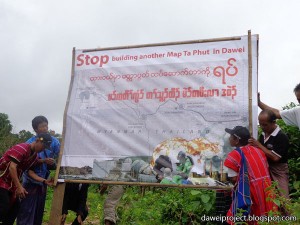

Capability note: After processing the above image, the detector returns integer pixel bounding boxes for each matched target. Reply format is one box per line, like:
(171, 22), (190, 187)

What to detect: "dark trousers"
(70, 205), (88, 225)
(0, 188), (19, 225)
(17, 183), (47, 225)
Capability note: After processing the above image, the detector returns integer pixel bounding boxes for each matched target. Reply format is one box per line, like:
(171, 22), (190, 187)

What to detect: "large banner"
(59, 34), (258, 186)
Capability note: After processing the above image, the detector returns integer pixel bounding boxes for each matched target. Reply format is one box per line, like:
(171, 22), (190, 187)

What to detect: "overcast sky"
(1, 0), (299, 134)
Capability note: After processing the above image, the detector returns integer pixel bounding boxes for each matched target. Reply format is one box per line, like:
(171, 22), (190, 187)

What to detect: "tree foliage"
(0, 113), (17, 155)
(278, 102), (300, 195)
(0, 113), (63, 156)
(0, 113), (12, 137)
(0, 113), (34, 155)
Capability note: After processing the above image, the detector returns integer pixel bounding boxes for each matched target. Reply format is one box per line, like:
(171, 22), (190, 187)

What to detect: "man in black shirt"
(249, 109), (290, 199)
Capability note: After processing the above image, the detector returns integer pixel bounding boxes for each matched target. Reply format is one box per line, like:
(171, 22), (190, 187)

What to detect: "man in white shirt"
(258, 83), (300, 130)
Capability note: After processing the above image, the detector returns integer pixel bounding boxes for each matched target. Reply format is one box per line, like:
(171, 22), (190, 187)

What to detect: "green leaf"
(190, 201), (201, 208)
(182, 216), (188, 223)
(204, 203), (212, 212)
(190, 190), (201, 196)
(273, 199), (281, 207)
(200, 194), (211, 203)
(293, 181), (300, 189)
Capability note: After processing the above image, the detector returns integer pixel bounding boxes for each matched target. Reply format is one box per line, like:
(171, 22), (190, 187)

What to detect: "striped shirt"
(0, 143), (38, 191)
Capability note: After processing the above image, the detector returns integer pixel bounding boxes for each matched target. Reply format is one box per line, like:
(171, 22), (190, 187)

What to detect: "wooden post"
(49, 183), (66, 225)
(248, 30), (253, 135)
(53, 47), (76, 185)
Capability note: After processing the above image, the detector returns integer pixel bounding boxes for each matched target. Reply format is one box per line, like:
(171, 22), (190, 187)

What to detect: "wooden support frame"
(53, 47), (76, 186)
(49, 32), (258, 222)
(54, 34), (253, 186)
(49, 183), (66, 225)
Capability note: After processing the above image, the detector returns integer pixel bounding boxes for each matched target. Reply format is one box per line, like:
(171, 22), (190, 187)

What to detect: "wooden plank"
(49, 183), (66, 225)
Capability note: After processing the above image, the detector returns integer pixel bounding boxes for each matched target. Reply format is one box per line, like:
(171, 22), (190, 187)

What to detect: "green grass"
(43, 184), (300, 224)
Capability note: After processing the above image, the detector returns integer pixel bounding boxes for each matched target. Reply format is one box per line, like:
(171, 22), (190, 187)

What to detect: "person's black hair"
(260, 109), (277, 123)
(231, 134), (248, 146)
(238, 137), (249, 146)
(32, 115), (48, 131)
(294, 83), (300, 93)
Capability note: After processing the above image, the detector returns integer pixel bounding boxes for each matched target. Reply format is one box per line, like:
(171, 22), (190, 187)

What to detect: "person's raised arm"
(258, 93), (282, 119)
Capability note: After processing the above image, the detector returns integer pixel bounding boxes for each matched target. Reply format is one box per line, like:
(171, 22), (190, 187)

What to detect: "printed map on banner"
(59, 35), (258, 185)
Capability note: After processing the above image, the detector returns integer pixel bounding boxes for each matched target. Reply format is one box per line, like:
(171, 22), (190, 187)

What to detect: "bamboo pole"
(53, 47), (76, 185)
(82, 36), (241, 52)
(248, 30), (253, 135)
(49, 183), (66, 225)
(62, 179), (232, 190)
(49, 48), (77, 224)
(256, 35), (259, 111)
